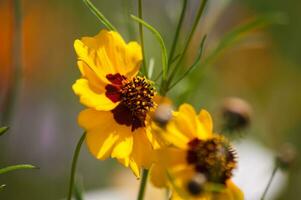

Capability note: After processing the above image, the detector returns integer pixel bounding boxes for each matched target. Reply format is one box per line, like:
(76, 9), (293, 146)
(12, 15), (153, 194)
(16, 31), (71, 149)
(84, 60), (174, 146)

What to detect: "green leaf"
(74, 183), (84, 200)
(182, 13), (287, 100)
(168, 35), (207, 90)
(131, 15), (168, 82)
(0, 164), (38, 175)
(165, 0), (208, 90)
(0, 184), (6, 191)
(0, 127), (9, 136)
(83, 0), (116, 31)
(153, 54), (181, 82)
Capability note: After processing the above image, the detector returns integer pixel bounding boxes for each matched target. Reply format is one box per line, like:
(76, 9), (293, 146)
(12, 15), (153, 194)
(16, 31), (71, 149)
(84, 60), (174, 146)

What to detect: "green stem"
(0, 164), (37, 175)
(168, 35), (207, 91)
(260, 164), (279, 200)
(137, 169), (149, 200)
(0, 127), (9, 137)
(0, 184), (6, 191)
(122, 0), (135, 40)
(83, 0), (116, 31)
(168, 0), (188, 67)
(138, 0), (147, 77)
(131, 15), (168, 82)
(165, 0), (208, 93)
(67, 132), (86, 200)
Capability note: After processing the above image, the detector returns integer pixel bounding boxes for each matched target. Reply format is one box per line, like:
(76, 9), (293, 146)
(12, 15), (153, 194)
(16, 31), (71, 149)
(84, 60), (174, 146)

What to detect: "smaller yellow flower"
(150, 104), (243, 200)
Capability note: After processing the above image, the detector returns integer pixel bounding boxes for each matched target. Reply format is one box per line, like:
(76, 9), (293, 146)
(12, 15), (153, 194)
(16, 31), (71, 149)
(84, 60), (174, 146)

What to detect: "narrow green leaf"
(67, 132), (86, 200)
(168, 0), (188, 66)
(74, 183), (84, 200)
(181, 13), (286, 101)
(166, 0), (208, 90)
(0, 127), (9, 136)
(168, 35), (207, 90)
(0, 184), (6, 191)
(83, 0), (116, 31)
(138, 0), (148, 77)
(153, 54), (181, 82)
(0, 164), (38, 175)
(131, 15), (168, 81)
(170, 54), (182, 65)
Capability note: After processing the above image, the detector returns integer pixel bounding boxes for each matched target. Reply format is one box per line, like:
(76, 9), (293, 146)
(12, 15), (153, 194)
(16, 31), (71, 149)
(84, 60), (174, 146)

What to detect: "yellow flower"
(150, 104), (244, 200)
(72, 29), (160, 177)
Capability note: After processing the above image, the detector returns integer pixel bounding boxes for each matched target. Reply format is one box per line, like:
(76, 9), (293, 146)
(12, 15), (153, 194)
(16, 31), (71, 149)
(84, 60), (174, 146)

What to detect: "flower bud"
(186, 173), (207, 196)
(153, 104), (173, 127)
(276, 143), (297, 170)
(221, 97), (252, 132)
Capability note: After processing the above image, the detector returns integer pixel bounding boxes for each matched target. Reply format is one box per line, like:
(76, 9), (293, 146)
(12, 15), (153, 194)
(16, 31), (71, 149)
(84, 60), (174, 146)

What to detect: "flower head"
(221, 97), (252, 132)
(72, 29), (160, 177)
(150, 104), (243, 200)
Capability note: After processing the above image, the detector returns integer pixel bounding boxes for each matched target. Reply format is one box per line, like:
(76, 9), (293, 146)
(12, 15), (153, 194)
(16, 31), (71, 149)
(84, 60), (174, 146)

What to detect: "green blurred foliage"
(241, 0), (301, 67)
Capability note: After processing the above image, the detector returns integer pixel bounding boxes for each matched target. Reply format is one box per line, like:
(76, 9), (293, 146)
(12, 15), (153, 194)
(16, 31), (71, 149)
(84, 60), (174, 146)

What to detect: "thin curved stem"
(168, 35), (207, 91)
(0, 164), (37, 175)
(83, 0), (116, 31)
(138, 0), (147, 77)
(165, 0), (208, 93)
(260, 164), (278, 200)
(168, 0), (188, 67)
(67, 132), (86, 200)
(0, 126), (9, 137)
(137, 169), (149, 200)
(131, 15), (168, 82)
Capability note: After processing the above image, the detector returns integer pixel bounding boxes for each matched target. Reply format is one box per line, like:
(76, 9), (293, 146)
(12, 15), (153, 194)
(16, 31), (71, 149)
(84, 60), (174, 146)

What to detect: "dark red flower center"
(105, 73), (156, 131)
(186, 136), (237, 184)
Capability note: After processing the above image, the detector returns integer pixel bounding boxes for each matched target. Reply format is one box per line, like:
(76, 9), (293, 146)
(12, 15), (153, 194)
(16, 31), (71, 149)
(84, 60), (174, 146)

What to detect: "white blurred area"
(82, 139), (287, 200)
(233, 139), (287, 200)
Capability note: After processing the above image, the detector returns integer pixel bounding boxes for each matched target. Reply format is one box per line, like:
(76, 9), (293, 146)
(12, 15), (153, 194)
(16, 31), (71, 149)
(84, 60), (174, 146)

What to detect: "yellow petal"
(121, 129), (155, 178)
(86, 129), (119, 160)
(77, 60), (106, 93)
(128, 159), (141, 178)
(110, 122), (136, 160)
(174, 104), (198, 139)
(117, 157), (130, 168)
(145, 124), (166, 149)
(226, 180), (244, 200)
(212, 180), (244, 200)
(111, 134), (134, 159)
(74, 39), (111, 84)
(131, 130), (154, 168)
(198, 109), (213, 135)
(72, 78), (118, 111)
(150, 164), (168, 188)
(74, 30), (142, 81)
(123, 41), (143, 78)
(153, 147), (186, 167)
(78, 109), (120, 159)
(165, 122), (189, 149)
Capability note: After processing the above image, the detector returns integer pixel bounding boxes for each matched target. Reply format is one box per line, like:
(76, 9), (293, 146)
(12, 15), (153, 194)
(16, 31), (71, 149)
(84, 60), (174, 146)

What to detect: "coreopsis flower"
(72, 29), (160, 177)
(150, 104), (243, 200)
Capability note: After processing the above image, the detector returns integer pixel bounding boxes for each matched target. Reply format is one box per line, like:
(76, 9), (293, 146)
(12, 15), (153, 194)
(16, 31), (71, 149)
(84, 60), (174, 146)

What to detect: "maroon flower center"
(105, 73), (155, 131)
(186, 137), (237, 184)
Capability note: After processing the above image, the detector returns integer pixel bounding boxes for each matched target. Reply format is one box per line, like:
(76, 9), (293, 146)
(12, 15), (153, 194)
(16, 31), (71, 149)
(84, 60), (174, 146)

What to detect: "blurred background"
(0, 0), (301, 199)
